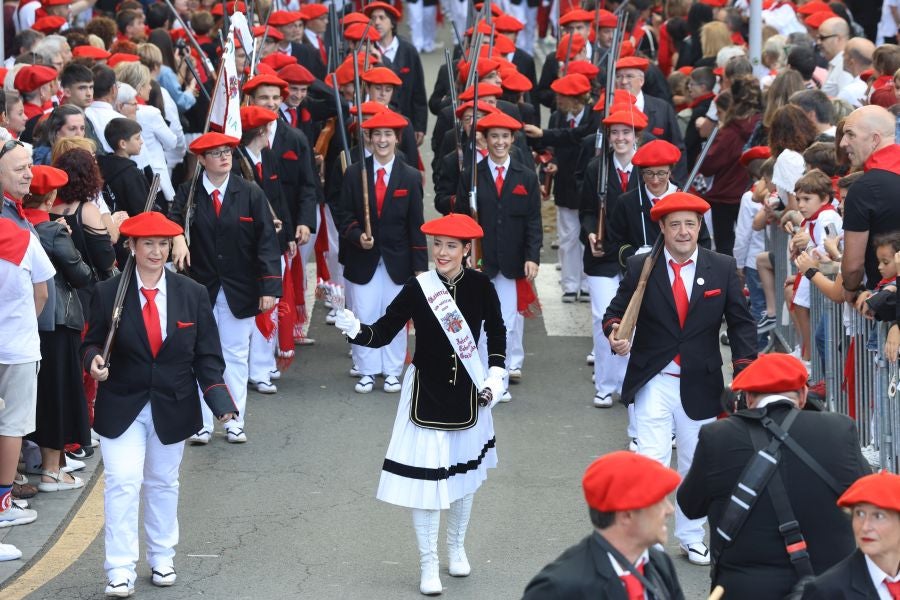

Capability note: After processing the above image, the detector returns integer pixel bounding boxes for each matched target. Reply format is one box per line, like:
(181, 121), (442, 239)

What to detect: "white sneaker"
(188, 428), (211, 445)
(63, 456), (85, 472)
(593, 393), (613, 408)
(255, 381), (277, 394)
(680, 542), (711, 566)
(355, 375), (375, 393)
(672, 434), (677, 449)
(0, 542), (22, 561)
(269, 369), (281, 381)
(225, 425), (247, 443)
(151, 566), (177, 587)
(498, 390), (512, 403)
(0, 502), (37, 528)
(349, 364), (362, 377)
(383, 375), (401, 393)
(325, 308), (338, 324)
(586, 351), (595, 365)
(628, 438), (638, 452)
(105, 577), (135, 597)
(508, 368), (522, 382)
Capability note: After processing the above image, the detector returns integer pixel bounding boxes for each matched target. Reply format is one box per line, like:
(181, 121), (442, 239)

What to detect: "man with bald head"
(818, 17), (854, 97)
(838, 37), (876, 107)
(839, 105), (900, 303)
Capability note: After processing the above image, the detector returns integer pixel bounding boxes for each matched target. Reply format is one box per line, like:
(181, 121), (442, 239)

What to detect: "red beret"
(119, 211), (184, 238)
(838, 472), (900, 512)
(582, 452), (680, 512)
(29, 165), (68, 195)
(107, 53), (139, 68)
(458, 58), (501, 83)
(677, 66), (694, 76)
(483, 34), (516, 55)
(473, 2), (502, 16)
(501, 71), (533, 93)
(240, 105), (278, 130)
(301, 3), (329, 19)
(361, 66), (401, 86)
(699, 0), (728, 6)
(560, 8), (594, 25)
(421, 213), (484, 239)
(597, 9), (618, 28)
(252, 25), (284, 41)
(210, 1), (245, 16)
(567, 60), (599, 79)
(455, 99), (498, 118)
(632, 140), (681, 168)
(243, 74), (288, 96)
(260, 53), (297, 70)
(593, 88), (637, 111)
(615, 56), (649, 72)
(189, 132), (240, 154)
(803, 10), (836, 29)
(713, 66), (724, 77)
(255, 63), (277, 76)
(349, 100), (388, 116)
(551, 73), (592, 96)
(730, 353), (809, 393)
(740, 146), (771, 167)
(345, 22), (381, 41)
(556, 33), (586, 62)
(619, 40), (636, 58)
(860, 68), (875, 81)
(476, 111), (522, 132)
(277, 64), (315, 85)
(268, 10), (303, 26)
(342, 12), (369, 26)
(603, 107), (648, 130)
(42, 0), (71, 5)
(363, 1), (401, 19)
(458, 83), (503, 101)
(493, 14), (524, 32)
(360, 109), (407, 130)
(31, 15), (66, 33)
(797, 0), (831, 15)
(649, 191), (710, 222)
(14, 65), (57, 93)
(72, 45), (111, 60)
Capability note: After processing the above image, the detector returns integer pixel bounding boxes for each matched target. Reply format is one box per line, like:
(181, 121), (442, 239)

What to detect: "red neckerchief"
(876, 276), (896, 291)
(801, 203), (836, 244)
(23, 102), (43, 121)
(4, 192), (26, 220)
(874, 75), (894, 91)
(0, 219), (30, 266)
(23, 207), (49, 225)
(864, 144), (900, 175)
(686, 92), (716, 110)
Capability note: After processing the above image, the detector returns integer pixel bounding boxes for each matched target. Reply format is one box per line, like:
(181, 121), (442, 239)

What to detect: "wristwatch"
(804, 267), (819, 280)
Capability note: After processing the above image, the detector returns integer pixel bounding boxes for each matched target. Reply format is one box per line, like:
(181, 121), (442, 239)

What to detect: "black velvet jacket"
(349, 268), (506, 430)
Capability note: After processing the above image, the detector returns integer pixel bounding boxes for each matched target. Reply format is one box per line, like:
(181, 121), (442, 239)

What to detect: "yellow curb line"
(3, 475), (104, 599)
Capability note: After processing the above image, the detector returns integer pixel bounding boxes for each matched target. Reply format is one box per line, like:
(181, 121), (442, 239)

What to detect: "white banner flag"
(208, 15), (244, 139)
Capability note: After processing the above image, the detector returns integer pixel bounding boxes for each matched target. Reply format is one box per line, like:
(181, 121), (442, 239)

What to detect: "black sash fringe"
(381, 437), (496, 481)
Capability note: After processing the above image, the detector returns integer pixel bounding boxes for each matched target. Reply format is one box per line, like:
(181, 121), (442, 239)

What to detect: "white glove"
(484, 366), (507, 409)
(335, 308), (361, 338)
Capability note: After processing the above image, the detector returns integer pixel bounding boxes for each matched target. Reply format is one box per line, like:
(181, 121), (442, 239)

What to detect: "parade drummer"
(82, 212), (237, 597)
(335, 213), (506, 597)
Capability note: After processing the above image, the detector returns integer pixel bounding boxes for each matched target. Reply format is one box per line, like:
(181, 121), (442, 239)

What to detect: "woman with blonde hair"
(698, 21), (733, 68)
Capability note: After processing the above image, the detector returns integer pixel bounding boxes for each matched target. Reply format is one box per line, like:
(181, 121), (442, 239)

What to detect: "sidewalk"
(0, 454), (103, 589)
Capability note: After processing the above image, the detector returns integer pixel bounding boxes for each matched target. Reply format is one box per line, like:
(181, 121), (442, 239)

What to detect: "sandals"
(37, 469), (84, 493)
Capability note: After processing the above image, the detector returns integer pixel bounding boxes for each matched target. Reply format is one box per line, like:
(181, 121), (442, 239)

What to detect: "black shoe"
(562, 292), (577, 303)
(66, 446), (93, 460)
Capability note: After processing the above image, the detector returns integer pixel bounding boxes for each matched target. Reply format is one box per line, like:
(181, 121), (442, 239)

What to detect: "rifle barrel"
(684, 126), (719, 190)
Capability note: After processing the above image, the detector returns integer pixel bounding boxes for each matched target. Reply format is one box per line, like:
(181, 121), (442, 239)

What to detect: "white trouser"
(508, 313), (525, 370)
(634, 373), (714, 546)
(518, 6), (537, 54)
(447, 0), (468, 44)
(556, 207), (586, 294)
(100, 403), (185, 583)
(300, 204), (344, 287)
(587, 274), (628, 394)
(346, 261), (406, 377)
(248, 256), (286, 383)
(202, 289), (253, 429)
(406, 2), (436, 52)
(479, 274), (519, 390)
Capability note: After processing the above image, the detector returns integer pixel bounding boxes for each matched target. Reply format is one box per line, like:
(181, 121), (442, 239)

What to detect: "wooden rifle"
(613, 125), (720, 342)
(445, 49), (464, 183)
(331, 73), (351, 173)
(249, 8), (273, 76)
(100, 175), (161, 367)
(468, 61), (483, 268)
(351, 52), (372, 239)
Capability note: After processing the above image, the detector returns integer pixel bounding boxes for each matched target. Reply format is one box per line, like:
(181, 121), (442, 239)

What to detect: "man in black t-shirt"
(838, 105), (900, 302)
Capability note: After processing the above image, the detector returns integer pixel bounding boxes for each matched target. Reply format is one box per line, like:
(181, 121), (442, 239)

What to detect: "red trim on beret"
(603, 107), (648, 130)
(582, 452), (681, 512)
(458, 82), (503, 101)
(421, 213), (484, 239)
(31, 15), (66, 33)
(72, 45), (110, 60)
(615, 56), (649, 72)
(363, 1), (401, 19)
(268, 10), (304, 26)
(476, 111), (522, 132)
(240, 105), (278, 130)
(361, 66), (401, 86)
(632, 139), (681, 168)
(838, 472), (900, 512)
(803, 10), (836, 29)
(277, 64), (315, 85)
(301, 3), (329, 19)
(559, 8), (593, 25)
(551, 73), (592, 96)
(29, 165), (68, 195)
(14, 65), (57, 93)
(597, 9), (618, 28)
(189, 132), (240, 154)
(649, 191), (710, 221)
(501, 71), (533, 93)
(243, 74), (289, 96)
(360, 109), (408, 130)
(119, 211), (184, 238)
(730, 353), (808, 393)
(493, 14), (524, 32)
(566, 60), (599, 79)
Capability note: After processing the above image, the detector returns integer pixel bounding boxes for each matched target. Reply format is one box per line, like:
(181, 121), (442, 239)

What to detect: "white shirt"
(202, 173), (230, 209)
(613, 155), (633, 177)
(607, 549), (649, 576)
(373, 155), (394, 184)
(878, 0), (900, 45)
(566, 106), (585, 128)
(838, 76), (869, 108)
(865, 554), (900, 600)
(772, 149), (805, 205)
(733, 190), (765, 271)
(660, 245), (699, 376)
(488, 156), (511, 186)
(822, 51), (854, 98)
(136, 104), (179, 201)
(85, 101), (126, 153)
(379, 35), (400, 63)
(0, 232), (55, 364)
(304, 29), (324, 49)
(160, 87), (186, 171)
(135, 270), (168, 344)
(635, 91), (645, 113)
(643, 182), (677, 205)
(266, 120), (278, 149)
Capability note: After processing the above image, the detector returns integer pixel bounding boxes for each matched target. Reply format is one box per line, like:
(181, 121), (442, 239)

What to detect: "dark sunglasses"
(0, 139), (24, 161)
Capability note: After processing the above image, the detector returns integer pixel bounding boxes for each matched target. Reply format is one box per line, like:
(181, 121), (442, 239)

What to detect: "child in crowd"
(854, 232), (899, 322)
(752, 157), (779, 334)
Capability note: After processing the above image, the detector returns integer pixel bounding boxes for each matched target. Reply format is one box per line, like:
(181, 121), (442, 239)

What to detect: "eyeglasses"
(642, 169), (670, 180)
(816, 34), (838, 42)
(204, 149), (231, 158)
(0, 140), (24, 161)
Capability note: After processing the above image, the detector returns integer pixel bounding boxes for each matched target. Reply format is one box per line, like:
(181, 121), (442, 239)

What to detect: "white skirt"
(376, 365), (498, 510)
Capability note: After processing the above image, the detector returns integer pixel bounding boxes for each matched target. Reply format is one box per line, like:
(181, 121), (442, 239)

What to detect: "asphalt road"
(10, 26), (719, 600)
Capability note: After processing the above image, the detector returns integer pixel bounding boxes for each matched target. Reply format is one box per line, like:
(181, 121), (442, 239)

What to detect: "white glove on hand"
(335, 308), (361, 338)
(484, 366), (507, 409)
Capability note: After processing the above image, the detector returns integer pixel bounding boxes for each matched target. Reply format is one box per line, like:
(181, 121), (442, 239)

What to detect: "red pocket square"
(652, 127), (665, 136)
(269, 174), (278, 180)
(176, 321), (195, 329)
(239, 216), (253, 222)
(400, 66), (410, 74)
(512, 184), (528, 195)
(704, 289), (722, 298)
(394, 188), (408, 197)
(281, 150), (298, 160)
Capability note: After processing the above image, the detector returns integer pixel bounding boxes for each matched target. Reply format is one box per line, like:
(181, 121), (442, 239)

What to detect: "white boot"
(446, 493), (473, 577)
(412, 509), (442, 595)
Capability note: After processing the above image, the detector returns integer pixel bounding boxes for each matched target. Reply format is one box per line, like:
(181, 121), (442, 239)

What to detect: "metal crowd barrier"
(765, 224), (797, 353)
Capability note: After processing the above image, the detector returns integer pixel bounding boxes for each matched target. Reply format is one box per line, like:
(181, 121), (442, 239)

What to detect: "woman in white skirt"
(335, 213), (507, 596)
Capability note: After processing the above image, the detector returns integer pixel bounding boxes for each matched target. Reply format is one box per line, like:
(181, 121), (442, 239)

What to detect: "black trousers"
(710, 202), (741, 257)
